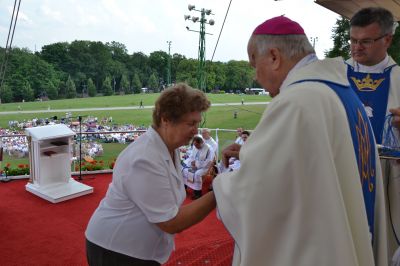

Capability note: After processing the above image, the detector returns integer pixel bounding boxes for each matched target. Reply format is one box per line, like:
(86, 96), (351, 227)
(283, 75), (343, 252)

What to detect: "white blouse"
(85, 126), (186, 264)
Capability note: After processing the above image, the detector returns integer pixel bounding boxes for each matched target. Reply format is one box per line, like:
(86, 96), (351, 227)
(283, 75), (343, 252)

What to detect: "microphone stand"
(75, 115), (95, 181)
(78, 115), (83, 181)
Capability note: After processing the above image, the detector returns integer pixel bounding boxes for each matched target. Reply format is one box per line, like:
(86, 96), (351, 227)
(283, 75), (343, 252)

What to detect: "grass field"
(2, 93), (270, 171)
(0, 93), (270, 112)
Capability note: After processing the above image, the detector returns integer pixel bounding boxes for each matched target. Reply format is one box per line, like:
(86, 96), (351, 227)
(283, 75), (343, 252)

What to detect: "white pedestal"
(26, 178), (93, 203)
(25, 124), (93, 203)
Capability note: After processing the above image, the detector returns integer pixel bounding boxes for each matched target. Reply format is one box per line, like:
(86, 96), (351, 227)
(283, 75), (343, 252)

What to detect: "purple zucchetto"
(253, 16), (305, 35)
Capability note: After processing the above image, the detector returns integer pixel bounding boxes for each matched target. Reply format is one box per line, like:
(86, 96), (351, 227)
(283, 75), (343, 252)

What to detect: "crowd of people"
(1, 117), (148, 160)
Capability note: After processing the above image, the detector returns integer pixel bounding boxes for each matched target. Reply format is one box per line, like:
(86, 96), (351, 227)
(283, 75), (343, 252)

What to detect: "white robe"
(213, 57), (387, 266)
(205, 137), (218, 157)
(183, 143), (213, 191)
(347, 56), (400, 261)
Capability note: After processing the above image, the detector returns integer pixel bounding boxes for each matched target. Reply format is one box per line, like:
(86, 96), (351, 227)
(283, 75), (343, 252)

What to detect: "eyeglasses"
(349, 34), (387, 48)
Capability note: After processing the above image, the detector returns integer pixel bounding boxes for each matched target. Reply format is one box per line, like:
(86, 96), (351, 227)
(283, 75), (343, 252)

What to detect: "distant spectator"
(241, 130), (251, 142)
(234, 127), (244, 145)
(201, 128), (218, 157)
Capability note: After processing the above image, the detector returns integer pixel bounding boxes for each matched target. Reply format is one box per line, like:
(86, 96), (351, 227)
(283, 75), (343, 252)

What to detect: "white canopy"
(315, 0), (400, 20)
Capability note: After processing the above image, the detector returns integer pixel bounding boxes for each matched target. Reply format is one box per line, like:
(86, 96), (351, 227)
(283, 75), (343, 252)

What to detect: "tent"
(315, 0), (400, 20)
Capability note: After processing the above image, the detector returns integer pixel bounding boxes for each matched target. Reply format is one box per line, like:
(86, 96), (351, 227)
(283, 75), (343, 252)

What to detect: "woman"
(85, 83), (216, 265)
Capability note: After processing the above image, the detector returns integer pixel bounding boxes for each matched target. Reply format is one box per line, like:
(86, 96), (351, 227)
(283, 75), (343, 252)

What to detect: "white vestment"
(347, 56), (400, 261)
(205, 137), (218, 157)
(182, 143), (213, 191)
(213, 57), (387, 266)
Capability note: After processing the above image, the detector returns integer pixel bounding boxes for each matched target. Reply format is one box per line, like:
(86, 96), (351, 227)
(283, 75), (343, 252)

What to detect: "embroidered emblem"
(356, 109), (375, 192)
(363, 104), (373, 118)
(350, 74), (385, 91)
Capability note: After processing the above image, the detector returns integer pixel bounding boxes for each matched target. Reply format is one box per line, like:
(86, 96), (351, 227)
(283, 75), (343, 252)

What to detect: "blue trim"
(292, 79), (377, 243)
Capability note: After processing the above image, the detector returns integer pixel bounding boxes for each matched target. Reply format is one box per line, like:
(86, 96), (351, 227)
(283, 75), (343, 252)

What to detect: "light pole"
(184, 5), (214, 92)
(310, 37), (319, 49)
(166, 41), (172, 87)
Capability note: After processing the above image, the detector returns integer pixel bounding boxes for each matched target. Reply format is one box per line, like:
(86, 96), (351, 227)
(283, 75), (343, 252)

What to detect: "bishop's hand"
(221, 143), (241, 167)
(389, 107), (400, 130)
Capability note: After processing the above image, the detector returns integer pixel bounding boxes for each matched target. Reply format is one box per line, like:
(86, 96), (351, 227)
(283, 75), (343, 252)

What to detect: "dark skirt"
(86, 239), (161, 266)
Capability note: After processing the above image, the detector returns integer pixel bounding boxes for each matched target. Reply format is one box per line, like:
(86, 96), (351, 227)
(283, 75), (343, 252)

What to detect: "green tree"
(171, 53), (186, 84)
(147, 73), (158, 92)
(2, 48), (61, 101)
(87, 78), (96, 97)
(388, 26), (400, 63)
(106, 41), (129, 63)
(132, 72), (142, 94)
(66, 75), (77, 98)
(120, 74), (130, 94)
(21, 81), (35, 101)
(213, 62), (227, 91)
(6, 73), (26, 102)
(1, 39), (279, 102)
(43, 80), (58, 99)
(149, 51), (168, 85)
(88, 41), (114, 90)
(325, 17), (351, 59)
(128, 52), (150, 85)
(40, 42), (71, 71)
(224, 60), (253, 91)
(176, 59), (198, 87)
(102, 76), (113, 96)
(58, 81), (67, 99)
(0, 84), (13, 103)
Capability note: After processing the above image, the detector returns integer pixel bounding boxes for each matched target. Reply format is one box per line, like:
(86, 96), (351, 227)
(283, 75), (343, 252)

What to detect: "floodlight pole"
(185, 5), (214, 93)
(310, 37), (319, 49)
(197, 10), (207, 92)
(167, 41), (172, 86)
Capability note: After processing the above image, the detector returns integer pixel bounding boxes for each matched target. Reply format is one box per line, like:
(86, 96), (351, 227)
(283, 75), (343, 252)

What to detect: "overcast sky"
(0, 0), (341, 62)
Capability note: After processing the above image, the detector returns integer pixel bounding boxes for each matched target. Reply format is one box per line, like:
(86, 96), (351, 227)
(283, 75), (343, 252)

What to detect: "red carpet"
(0, 174), (233, 265)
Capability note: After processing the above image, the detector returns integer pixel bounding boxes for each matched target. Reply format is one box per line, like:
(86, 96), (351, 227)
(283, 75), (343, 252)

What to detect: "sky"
(0, 0), (341, 62)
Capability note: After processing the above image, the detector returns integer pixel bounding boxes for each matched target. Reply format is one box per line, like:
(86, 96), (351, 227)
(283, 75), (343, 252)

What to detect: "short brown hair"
(152, 83), (210, 127)
(193, 135), (204, 144)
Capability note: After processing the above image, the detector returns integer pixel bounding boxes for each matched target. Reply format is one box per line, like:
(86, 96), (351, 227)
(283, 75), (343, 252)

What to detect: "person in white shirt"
(182, 135), (214, 199)
(201, 128), (218, 156)
(213, 15), (387, 266)
(85, 83), (216, 266)
(234, 127), (244, 145)
(240, 130), (250, 143)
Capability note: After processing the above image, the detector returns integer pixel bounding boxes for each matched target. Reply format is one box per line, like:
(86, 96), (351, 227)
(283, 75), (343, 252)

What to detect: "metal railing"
(0, 128), (244, 179)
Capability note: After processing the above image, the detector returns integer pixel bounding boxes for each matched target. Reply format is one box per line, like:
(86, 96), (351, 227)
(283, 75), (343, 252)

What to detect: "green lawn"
(0, 93), (270, 112)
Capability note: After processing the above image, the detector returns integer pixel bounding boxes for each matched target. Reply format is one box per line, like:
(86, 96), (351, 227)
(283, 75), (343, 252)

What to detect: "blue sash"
(347, 64), (394, 144)
(293, 79), (377, 242)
